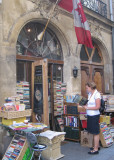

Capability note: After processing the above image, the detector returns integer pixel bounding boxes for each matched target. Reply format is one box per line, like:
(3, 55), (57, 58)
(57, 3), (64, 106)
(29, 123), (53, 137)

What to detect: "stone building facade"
(0, 0), (114, 157)
(0, 0), (114, 105)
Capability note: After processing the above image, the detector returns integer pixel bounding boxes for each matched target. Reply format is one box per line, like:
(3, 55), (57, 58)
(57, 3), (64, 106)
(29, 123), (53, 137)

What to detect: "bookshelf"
(53, 80), (66, 132)
(63, 102), (81, 142)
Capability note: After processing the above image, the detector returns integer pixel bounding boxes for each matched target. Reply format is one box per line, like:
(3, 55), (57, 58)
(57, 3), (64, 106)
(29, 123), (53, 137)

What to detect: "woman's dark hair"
(86, 82), (96, 90)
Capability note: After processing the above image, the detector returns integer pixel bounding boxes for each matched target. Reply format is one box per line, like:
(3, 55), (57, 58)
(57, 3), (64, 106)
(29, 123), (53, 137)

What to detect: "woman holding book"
(83, 82), (101, 155)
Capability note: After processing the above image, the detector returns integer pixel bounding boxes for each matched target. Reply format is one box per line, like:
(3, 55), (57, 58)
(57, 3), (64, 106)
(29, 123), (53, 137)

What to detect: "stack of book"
(5, 96), (20, 105)
(53, 81), (66, 116)
(64, 116), (78, 127)
(53, 80), (67, 131)
(16, 81), (30, 110)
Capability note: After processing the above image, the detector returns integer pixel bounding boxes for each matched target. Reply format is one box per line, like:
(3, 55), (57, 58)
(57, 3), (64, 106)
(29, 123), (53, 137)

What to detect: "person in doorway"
(83, 82), (101, 155)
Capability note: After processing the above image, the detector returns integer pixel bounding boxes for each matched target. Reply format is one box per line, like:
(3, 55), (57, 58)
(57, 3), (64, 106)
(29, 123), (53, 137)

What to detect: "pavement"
(1, 136), (114, 160)
(61, 141), (114, 160)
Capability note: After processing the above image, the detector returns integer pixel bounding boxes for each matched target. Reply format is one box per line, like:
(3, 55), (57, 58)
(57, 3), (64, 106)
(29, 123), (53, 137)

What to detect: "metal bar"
(110, 0), (113, 21)
(81, 0), (107, 18)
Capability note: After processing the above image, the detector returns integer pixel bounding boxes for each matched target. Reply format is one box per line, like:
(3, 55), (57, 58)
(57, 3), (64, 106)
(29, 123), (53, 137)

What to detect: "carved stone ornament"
(88, 21), (104, 41)
(28, 0), (59, 20)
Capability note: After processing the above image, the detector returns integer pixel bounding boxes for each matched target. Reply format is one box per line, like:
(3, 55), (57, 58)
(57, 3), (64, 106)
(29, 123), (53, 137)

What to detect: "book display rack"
(100, 122), (113, 147)
(2, 134), (28, 160)
(63, 102), (81, 141)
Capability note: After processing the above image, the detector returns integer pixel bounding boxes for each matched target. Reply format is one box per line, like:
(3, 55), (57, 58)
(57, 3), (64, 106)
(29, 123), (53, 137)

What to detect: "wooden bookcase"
(63, 102), (81, 142)
(53, 81), (67, 132)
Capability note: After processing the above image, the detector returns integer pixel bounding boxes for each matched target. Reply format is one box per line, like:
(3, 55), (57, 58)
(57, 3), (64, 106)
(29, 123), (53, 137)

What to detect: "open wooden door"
(31, 59), (49, 126)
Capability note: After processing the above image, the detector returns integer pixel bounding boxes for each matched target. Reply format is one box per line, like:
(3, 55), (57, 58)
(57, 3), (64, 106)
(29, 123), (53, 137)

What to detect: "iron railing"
(81, 0), (107, 18)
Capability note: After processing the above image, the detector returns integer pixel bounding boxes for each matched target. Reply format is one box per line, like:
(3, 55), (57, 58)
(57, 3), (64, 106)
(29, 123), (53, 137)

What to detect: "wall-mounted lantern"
(73, 66), (78, 78)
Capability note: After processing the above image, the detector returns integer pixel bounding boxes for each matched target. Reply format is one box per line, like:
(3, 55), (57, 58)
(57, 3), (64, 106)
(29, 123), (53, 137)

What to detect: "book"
(73, 94), (88, 106)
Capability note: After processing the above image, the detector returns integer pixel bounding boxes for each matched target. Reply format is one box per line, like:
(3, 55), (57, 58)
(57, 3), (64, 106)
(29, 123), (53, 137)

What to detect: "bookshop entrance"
(31, 59), (64, 128)
(16, 21), (64, 129)
(16, 57), (64, 128)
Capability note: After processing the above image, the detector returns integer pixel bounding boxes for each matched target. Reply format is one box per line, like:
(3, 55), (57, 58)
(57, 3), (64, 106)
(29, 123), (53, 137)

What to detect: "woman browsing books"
(83, 82), (101, 155)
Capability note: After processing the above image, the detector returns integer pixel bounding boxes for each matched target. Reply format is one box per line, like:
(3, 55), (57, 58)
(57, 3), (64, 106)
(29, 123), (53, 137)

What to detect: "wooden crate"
(0, 109), (32, 119)
(77, 105), (86, 113)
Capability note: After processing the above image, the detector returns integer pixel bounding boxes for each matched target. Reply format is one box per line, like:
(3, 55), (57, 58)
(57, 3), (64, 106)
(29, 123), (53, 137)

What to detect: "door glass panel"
(92, 48), (101, 63)
(53, 64), (63, 81)
(87, 47), (92, 57)
(80, 45), (89, 61)
(34, 66), (43, 114)
(16, 61), (25, 81)
(16, 61), (31, 82)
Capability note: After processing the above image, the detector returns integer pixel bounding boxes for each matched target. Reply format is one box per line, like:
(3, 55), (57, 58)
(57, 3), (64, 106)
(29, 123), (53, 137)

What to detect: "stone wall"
(0, 0), (113, 103)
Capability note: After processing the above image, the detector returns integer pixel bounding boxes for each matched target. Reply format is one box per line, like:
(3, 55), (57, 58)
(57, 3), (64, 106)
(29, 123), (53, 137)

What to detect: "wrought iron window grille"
(81, 0), (107, 18)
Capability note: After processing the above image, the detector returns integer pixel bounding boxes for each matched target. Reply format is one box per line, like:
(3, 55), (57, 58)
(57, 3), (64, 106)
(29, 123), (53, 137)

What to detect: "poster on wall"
(34, 66), (43, 114)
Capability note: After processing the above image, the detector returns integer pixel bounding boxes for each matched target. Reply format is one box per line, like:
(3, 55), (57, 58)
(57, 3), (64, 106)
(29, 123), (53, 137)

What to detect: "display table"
(38, 130), (66, 160)
(8, 122), (47, 133)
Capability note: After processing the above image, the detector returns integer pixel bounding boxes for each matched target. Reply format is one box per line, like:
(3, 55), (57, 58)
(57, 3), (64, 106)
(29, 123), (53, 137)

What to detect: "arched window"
(80, 42), (103, 64)
(16, 22), (63, 60)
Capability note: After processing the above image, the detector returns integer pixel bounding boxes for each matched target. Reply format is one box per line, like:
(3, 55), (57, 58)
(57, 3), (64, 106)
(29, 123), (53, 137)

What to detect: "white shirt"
(87, 89), (101, 116)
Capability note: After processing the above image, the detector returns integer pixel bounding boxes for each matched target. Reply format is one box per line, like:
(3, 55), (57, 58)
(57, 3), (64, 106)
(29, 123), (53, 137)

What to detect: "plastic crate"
(2, 117), (26, 125)
(100, 115), (110, 125)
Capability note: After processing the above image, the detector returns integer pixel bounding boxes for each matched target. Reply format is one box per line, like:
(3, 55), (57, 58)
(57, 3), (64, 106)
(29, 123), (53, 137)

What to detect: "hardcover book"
(73, 94), (88, 106)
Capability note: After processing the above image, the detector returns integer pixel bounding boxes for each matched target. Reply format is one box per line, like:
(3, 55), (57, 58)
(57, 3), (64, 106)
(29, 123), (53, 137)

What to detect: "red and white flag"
(58, 0), (93, 48)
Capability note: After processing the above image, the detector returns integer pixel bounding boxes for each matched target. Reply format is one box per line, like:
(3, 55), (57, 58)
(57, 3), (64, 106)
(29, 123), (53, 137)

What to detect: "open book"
(73, 94), (88, 106)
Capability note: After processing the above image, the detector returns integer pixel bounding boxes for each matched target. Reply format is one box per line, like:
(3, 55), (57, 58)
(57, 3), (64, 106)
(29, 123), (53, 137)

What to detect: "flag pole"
(38, 0), (60, 41)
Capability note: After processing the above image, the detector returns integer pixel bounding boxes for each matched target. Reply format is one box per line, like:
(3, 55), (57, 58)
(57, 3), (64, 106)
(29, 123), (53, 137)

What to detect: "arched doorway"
(80, 42), (104, 98)
(16, 21), (63, 82)
(16, 21), (64, 127)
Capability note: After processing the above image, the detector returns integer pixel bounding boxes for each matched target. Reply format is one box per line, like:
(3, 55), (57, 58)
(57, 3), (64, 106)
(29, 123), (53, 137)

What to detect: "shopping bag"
(81, 131), (93, 147)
